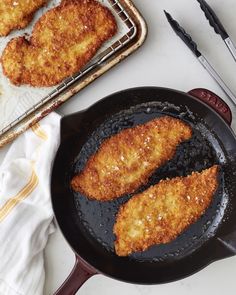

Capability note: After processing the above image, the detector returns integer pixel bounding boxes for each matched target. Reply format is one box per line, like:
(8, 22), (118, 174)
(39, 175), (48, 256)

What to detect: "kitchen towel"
(0, 113), (61, 295)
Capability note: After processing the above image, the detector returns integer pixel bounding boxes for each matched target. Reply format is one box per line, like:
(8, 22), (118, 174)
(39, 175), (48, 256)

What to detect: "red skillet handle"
(54, 255), (97, 295)
(188, 88), (232, 126)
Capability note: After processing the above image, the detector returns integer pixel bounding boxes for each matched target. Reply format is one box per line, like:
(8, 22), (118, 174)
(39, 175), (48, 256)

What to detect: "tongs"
(164, 0), (236, 107)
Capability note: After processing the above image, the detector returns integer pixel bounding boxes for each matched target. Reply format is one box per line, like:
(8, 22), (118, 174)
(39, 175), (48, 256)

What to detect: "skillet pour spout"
(52, 87), (236, 294)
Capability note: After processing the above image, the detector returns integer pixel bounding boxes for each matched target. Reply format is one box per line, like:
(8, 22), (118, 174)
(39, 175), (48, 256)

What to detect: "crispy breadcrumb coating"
(114, 165), (219, 256)
(1, 0), (117, 87)
(71, 116), (192, 201)
(0, 0), (47, 37)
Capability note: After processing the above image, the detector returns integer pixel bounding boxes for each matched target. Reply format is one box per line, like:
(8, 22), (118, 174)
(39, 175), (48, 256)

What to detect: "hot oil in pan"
(72, 102), (228, 262)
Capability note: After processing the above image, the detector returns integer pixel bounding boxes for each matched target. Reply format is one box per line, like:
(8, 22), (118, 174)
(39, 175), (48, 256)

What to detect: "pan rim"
(51, 86), (236, 284)
(61, 86), (236, 142)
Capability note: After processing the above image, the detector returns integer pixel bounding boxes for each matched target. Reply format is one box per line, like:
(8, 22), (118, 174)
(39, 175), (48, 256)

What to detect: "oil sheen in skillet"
(71, 101), (228, 262)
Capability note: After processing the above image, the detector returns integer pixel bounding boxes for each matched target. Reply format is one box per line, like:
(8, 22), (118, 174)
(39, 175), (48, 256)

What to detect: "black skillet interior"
(51, 87), (236, 284)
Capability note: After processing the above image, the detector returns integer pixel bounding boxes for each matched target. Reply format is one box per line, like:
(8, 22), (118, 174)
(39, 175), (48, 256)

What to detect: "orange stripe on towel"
(0, 168), (39, 222)
(31, 123), (48, 141)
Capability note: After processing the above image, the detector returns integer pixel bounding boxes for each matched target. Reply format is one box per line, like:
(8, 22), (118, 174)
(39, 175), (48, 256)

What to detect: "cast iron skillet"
(51, 87), (236, 294)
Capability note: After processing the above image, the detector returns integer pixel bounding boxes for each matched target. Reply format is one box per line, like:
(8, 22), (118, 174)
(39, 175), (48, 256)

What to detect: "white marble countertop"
(1, 0), (236, 294)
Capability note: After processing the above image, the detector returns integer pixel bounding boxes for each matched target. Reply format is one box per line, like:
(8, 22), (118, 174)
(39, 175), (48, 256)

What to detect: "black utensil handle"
(54, 255), (97, 295)
(197, 0), (228, 40)
(164, 10), (201, 57)
(188, 88), (232, 125)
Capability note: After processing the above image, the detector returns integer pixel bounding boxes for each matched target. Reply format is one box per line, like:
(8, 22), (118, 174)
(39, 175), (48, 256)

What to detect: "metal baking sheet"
(0, 0), (147, 147)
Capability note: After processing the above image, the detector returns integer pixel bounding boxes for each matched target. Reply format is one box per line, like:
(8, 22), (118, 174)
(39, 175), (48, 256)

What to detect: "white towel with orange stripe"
(0, 113), (61, 295)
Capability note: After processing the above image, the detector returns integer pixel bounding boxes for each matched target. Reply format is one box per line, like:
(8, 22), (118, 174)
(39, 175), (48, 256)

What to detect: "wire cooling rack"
(0, 0), (137, 136)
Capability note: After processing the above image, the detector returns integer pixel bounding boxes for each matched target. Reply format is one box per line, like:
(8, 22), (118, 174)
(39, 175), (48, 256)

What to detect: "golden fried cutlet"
(114, 165), (219, 256)
(0, 0), (47, 37)
(1, 0), (117, 87)
(71, 116), (192, 201)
